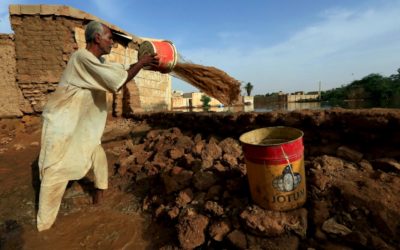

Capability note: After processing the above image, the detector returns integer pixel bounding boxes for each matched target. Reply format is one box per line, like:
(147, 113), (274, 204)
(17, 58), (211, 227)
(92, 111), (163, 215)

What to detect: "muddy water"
(172, 62), (241, 105)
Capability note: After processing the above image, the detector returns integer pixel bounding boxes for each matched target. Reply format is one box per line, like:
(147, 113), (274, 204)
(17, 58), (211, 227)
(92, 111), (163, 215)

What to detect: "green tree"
(321, 69), (400, 107)
(244, 82), (254, 96)
(200, 95), (211, 107)
(390, 68), (400, 82)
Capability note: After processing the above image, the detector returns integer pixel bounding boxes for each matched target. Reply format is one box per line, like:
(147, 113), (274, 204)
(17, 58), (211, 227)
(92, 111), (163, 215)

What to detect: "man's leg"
(37, 181), (68, 231)
(92, 145), (108, 204)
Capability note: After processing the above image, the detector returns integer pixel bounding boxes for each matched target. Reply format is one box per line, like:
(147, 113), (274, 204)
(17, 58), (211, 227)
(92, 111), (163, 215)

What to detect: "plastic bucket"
(239, 127), (306, 211)
(138, 40), (178, 73)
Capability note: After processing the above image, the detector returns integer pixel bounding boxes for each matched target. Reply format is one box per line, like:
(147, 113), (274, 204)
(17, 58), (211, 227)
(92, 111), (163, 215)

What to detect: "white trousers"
(37, 146), (108, 232)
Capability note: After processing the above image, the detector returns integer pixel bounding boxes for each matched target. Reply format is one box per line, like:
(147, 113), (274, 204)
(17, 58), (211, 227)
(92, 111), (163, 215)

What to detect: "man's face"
(97, 26), (114, 55)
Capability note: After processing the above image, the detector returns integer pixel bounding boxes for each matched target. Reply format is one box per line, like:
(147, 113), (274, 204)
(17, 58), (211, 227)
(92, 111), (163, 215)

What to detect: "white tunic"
(38, 48), (128, 186)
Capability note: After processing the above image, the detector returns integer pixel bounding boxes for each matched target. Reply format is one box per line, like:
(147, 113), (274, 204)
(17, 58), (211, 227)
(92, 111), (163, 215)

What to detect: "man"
(36, 20), (159, 231)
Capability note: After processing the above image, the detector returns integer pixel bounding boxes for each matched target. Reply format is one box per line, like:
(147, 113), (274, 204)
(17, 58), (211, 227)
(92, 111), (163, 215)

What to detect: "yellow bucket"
(239, 127), (306, 211)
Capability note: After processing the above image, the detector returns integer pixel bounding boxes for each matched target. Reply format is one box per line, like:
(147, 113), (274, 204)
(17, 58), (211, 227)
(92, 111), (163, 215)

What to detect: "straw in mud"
(171, 62), (241, 105)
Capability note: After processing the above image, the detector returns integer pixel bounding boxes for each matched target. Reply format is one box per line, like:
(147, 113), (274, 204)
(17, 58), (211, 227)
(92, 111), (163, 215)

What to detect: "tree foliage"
(200, 95), (211, 107)
(321, 69), (400, 106)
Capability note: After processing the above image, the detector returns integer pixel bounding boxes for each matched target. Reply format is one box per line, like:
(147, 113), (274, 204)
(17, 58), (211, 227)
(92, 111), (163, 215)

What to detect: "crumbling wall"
(0, 34), (23, 117)
(10, 14), (80, 113)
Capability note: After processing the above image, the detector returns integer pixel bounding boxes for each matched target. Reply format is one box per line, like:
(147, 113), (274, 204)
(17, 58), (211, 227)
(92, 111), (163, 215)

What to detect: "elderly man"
(37, 20), (159, 231)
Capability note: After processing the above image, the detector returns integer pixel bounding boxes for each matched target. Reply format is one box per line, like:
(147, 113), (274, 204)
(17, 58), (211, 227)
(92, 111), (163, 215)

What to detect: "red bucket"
(138, 40), (178, 73)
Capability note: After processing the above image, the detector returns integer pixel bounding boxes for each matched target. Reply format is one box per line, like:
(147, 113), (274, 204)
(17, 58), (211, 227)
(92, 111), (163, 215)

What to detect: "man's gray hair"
(85, 21), (104, 43)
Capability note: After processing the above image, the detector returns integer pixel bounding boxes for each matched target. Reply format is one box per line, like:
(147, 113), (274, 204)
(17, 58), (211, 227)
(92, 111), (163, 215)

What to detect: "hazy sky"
(1, 0), (399, 95)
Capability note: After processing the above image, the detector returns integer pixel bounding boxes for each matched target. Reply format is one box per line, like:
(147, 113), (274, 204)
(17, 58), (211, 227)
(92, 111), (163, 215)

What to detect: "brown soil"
(0, 117), (174, 250)
(1, 110), (399, 249)
(172, 63), (241, 105)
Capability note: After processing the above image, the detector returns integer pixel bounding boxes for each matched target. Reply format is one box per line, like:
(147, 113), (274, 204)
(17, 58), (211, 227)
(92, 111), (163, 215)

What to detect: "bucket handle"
(280, 146), (295, 181)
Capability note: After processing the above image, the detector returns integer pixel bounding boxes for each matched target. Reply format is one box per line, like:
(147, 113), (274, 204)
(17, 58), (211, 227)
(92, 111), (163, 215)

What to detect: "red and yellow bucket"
(138, 40), (178, 73)
(239, 127), (306, 211)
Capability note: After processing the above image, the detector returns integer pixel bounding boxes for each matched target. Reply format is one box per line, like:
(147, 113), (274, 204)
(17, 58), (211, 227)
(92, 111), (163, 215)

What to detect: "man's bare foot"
(93, 189), (104, 205)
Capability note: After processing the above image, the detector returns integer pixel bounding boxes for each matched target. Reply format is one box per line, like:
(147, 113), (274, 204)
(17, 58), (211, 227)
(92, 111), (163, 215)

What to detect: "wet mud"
(0, 109), (399, 249)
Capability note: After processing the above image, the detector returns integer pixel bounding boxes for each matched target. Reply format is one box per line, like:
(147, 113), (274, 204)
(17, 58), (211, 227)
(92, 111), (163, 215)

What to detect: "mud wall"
(133, 108), (400, 160)
(0, 34), (23, 117)
(10, 14), (79, 113)
(2, 4), (171, 117)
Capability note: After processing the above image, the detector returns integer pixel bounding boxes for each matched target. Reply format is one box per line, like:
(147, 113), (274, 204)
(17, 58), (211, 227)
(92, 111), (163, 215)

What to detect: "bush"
(200, 95), (211, 107)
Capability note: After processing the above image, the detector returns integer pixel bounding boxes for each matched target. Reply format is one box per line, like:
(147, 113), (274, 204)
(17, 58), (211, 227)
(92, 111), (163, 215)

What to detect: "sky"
(1, 0), (399, 95)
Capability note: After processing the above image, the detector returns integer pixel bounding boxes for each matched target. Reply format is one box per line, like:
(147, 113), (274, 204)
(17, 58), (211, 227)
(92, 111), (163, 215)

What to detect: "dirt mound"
(1, 111), (399, 249)
(110, 126), (399, 249)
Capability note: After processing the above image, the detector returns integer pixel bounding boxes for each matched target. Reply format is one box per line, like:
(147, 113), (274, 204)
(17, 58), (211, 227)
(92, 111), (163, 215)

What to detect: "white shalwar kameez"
(37, 48), (128, 231)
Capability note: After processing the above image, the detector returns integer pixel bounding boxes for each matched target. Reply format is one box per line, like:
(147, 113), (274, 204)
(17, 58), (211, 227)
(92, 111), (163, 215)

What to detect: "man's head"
(85, 21), (114, 56)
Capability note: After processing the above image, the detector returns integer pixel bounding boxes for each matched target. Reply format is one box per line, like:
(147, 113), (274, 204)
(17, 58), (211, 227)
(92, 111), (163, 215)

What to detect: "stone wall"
(0, 34), (23, 117)
(2, 4), (172, 117)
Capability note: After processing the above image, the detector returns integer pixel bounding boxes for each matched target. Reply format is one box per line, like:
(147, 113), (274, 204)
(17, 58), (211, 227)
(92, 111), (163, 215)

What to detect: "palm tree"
(244, 82), (254, 96)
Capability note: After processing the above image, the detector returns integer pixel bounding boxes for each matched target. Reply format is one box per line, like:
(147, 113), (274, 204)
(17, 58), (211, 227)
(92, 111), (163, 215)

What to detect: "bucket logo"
(272, 165), (301, 192)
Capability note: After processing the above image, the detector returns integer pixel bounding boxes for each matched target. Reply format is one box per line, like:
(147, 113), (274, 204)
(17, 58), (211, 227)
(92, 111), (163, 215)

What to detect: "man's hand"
(139, 53), (160, 69)
(124, 53), (160, 84)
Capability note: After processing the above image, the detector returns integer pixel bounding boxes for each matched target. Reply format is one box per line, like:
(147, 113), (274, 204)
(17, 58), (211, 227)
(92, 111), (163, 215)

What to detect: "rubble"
(109, 125), (400, 249)
(1, 110), (400, 249)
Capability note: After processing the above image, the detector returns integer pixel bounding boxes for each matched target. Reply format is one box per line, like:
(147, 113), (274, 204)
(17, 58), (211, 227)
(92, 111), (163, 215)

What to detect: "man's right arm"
(124, 54), (159, 84)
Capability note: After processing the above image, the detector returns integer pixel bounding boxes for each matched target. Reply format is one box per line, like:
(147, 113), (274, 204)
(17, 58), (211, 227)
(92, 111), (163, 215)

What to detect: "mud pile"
(110, 126), (400, 249)
(1, 110), (399, 249)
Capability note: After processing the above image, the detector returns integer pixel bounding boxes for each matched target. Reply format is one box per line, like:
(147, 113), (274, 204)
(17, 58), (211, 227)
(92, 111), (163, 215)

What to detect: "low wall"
(132, 108), (400, 160)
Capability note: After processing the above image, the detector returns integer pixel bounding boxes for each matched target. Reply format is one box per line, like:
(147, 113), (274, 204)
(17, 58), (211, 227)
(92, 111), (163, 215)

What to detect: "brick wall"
(0, 34), (23, 117)
(135, 70), (171, 112)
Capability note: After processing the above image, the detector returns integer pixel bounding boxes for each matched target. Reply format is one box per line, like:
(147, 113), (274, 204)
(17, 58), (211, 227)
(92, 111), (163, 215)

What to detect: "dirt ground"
(0, 111), (399, 249)
(0, 116), (174, 249)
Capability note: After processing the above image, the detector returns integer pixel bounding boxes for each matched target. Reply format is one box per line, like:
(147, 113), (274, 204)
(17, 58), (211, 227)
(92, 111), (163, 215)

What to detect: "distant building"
(287, 92), (319, 102)
(172, 90), (183, 97)
(172, 92), (223, 109)
(262, 91), (320, 103)
(171, 91), (254, 111)
(243, 96), (254, 105)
